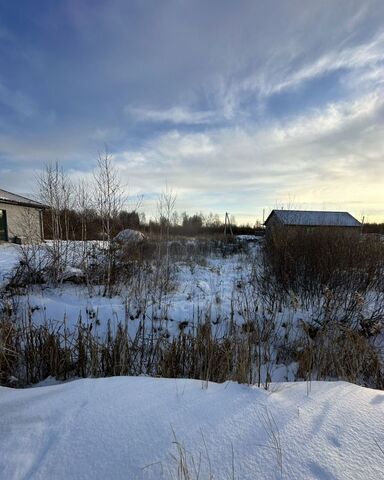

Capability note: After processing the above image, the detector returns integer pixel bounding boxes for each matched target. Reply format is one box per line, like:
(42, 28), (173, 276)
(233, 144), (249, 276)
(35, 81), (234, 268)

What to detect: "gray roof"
(265, 210), (361, 227)
(0, 188), (46, 209)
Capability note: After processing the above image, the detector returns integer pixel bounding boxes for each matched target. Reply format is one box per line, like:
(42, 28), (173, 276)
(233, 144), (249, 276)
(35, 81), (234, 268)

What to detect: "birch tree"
(93, 150), (123, 295)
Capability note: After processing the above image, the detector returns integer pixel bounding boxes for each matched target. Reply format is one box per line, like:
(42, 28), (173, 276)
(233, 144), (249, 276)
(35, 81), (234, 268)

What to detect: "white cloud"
(261, 31), (384, 96)
(125, 106), (216, 125)
(114, 91), (384, 220)
(213, 29), (384, 117)
(125, 30), (384, 128)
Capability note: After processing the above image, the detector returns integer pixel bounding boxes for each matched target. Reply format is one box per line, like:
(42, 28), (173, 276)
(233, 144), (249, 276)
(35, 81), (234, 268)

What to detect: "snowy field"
(0, 377), (383, 479)
(0, 240), (300, 383)
(0, 241), (254, 334)
(0, 239), (383, 388)
(1, 241), (384, 479)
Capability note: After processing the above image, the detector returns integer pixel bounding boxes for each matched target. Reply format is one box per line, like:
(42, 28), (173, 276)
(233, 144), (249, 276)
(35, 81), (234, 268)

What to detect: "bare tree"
(155, 186), (177, 303)
(75, 179), (92, 254)
(157, 185), (177, 240)
(38, 162), (73, 284)
(93, 150), (123, 295)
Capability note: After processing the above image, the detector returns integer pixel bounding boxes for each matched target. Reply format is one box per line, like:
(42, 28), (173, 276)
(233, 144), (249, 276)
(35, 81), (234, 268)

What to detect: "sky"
(0, 0), (384, 223)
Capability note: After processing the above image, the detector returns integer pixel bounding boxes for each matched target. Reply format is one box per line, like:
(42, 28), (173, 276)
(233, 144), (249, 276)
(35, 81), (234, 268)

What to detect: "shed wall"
(0, 202), (43, 243)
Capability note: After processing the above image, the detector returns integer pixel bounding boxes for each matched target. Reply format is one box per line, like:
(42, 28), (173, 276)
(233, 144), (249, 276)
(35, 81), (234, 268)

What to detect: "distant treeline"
(39, 157), (384, 241)
(42, 208), (261, 240)
(362, 223), (384, 234)
(42, 208), (384, 240)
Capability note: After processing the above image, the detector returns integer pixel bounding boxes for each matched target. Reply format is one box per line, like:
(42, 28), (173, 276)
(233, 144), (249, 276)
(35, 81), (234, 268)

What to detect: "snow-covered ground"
(1, 243), (383, 478)
(0, 243), (19, 286)
(1, 241), (382, 387)
(0, 242), (252, 335)
(0, 377), (383, 479)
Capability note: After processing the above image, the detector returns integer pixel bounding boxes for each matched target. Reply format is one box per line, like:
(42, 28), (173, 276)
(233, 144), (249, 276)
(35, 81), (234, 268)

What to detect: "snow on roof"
(0, 188), (46, 208)
(265, 209), (362, 227)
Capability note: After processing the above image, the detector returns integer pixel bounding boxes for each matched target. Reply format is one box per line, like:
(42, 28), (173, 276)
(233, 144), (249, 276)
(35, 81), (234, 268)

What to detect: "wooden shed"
(264, 209), (362, 233)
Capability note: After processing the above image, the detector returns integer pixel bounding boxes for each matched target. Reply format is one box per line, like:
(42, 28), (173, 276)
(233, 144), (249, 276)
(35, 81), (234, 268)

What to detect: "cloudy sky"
(1, 0), (384, 222)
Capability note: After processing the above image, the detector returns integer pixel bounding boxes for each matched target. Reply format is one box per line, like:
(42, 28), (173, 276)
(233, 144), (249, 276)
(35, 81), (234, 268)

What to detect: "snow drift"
(114, 229), (145, 243)
(0, 377), (383, 479)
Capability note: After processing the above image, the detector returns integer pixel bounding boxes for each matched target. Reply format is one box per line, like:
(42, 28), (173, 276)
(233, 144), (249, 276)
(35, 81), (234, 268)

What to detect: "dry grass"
(1, 232), (383, 390)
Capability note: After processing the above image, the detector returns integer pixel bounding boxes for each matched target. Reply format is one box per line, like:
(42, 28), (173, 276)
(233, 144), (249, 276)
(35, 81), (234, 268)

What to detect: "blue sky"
(1, 0), (384, 222)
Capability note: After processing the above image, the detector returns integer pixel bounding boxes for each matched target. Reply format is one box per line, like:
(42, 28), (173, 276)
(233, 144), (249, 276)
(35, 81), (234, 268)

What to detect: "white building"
(0, 188), (46, 243)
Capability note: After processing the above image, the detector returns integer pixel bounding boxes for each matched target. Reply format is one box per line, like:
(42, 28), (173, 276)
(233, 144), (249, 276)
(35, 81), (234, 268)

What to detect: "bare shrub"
(0, 318), (19, 386)
(297, 320), (383, 388)
(263, 227), (384, 301)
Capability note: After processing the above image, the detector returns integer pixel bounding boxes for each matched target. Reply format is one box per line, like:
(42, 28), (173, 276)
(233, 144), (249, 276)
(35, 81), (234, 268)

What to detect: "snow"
(0, 243), (19, 285)
(2, 240), (381, 385)
(0, 377), (383, 479)
(236, 234), (263, 241)
(1, 241), (384, 478)
(114, 229), (145, 243)
(8, 249), (251, 336)
(60, 266), (84, 281)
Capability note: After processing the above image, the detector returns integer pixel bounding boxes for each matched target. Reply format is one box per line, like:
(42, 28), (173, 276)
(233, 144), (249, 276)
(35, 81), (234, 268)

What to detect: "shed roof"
(264, 210), (361, 227)
(0, 188), (47, 209)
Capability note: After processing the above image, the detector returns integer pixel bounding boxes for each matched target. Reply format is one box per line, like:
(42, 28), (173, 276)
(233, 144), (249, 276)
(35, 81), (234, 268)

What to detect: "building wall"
(265, 214), (361, 234)
(276, 225), (361, 234)
(0, 202), (43, 243)
(291, 225), (360, 232)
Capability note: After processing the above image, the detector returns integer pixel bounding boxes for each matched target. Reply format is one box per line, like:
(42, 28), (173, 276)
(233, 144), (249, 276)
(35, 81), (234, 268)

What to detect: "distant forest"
(42, 208), (383, 240)
(42, 208), (261, 240)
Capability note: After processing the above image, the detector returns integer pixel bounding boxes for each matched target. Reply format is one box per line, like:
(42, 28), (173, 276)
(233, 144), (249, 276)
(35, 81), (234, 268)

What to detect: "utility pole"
(361, 215), (365, 235)
(224, 212), (233, 237)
